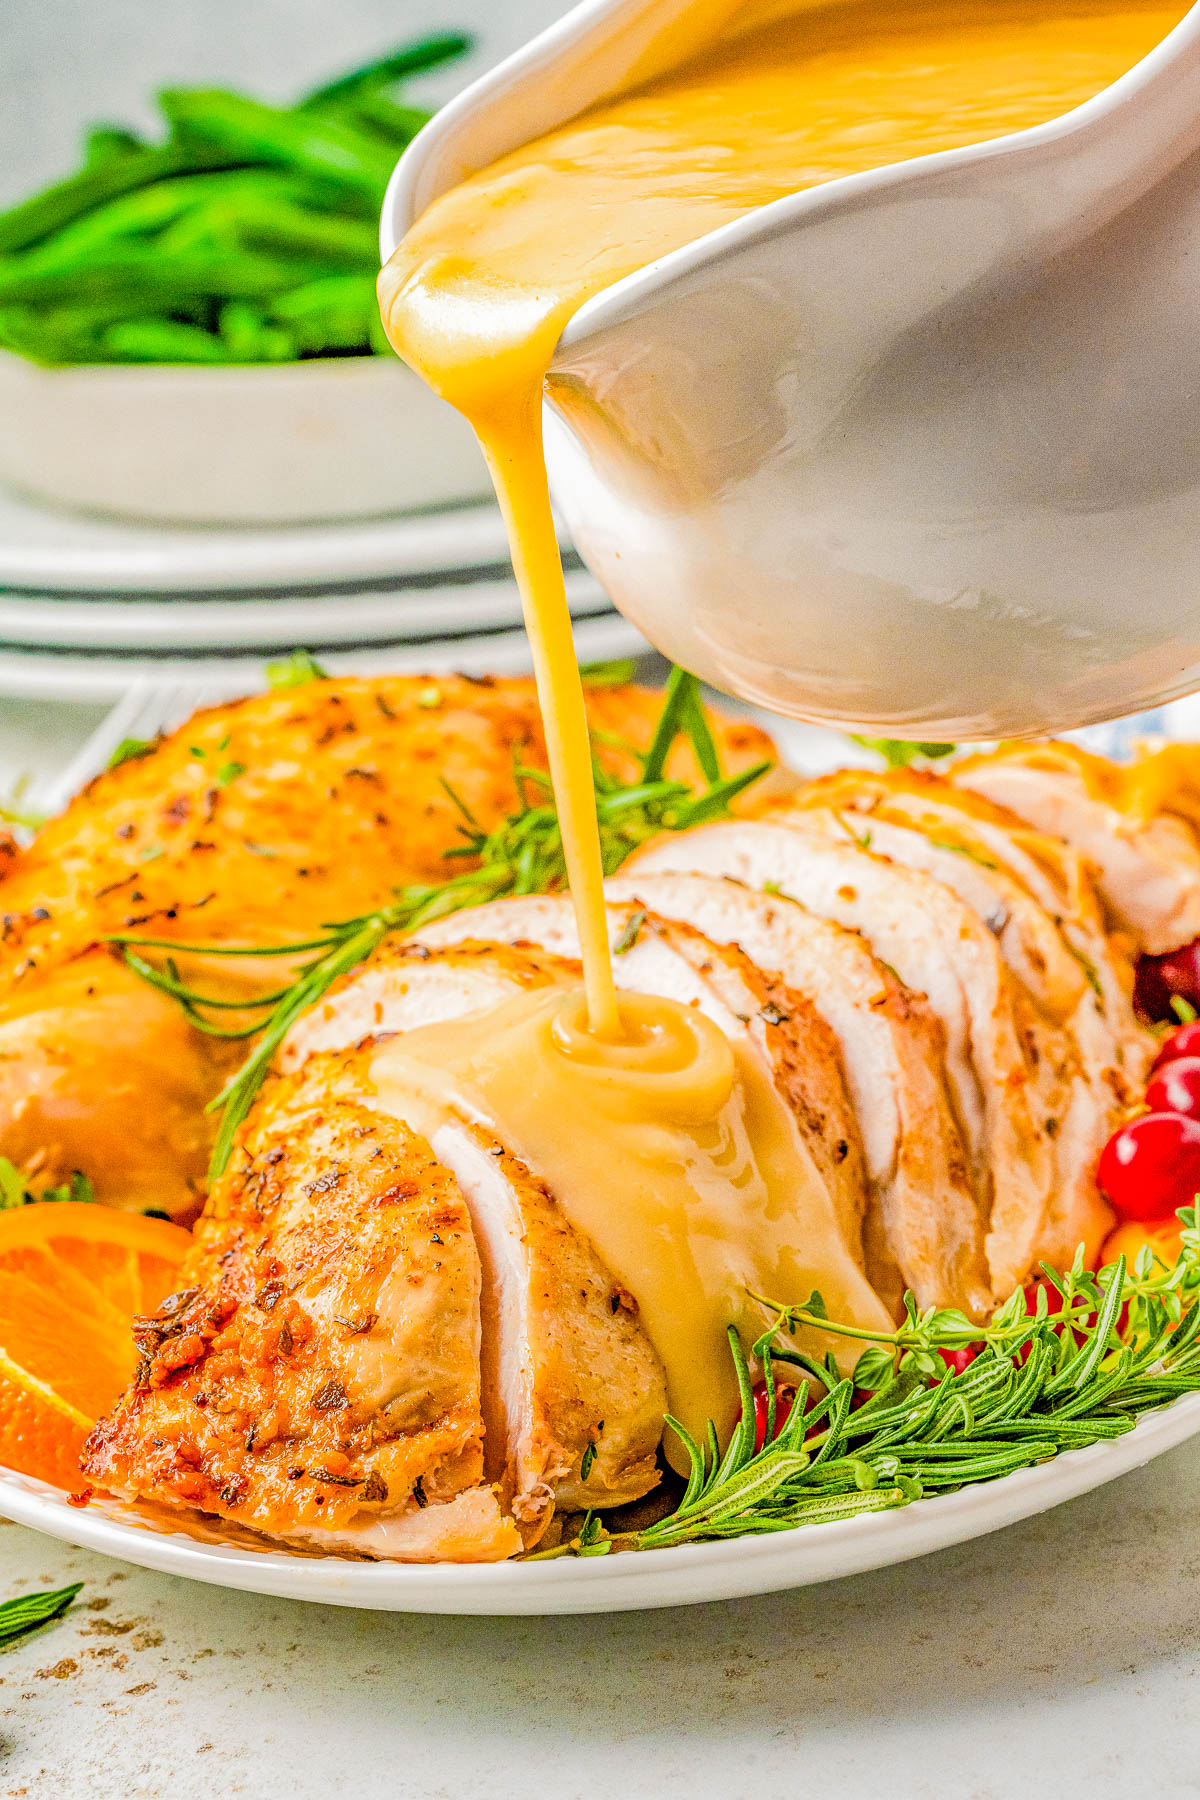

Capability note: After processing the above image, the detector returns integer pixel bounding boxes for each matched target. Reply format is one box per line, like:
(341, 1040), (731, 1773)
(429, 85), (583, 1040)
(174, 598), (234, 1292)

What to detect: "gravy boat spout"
(383, 0), (1200, 740)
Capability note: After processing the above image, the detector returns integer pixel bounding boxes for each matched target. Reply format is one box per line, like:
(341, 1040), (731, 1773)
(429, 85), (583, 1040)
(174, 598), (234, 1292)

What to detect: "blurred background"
(2, 1), (563, 202)
(0, 0), (672, 800)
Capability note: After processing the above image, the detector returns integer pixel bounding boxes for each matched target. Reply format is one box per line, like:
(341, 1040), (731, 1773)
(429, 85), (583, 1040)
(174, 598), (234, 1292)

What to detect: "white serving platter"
(0, 485), (563, 594)
(3, 1392), (1198, 1615)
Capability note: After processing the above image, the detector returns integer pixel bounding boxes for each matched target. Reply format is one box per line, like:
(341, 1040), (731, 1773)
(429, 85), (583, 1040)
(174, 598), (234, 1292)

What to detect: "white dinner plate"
(0, 569), (607, 654)
(0, 613), (650, 703)
(0, 486), (565, 594)
(3, 1392), (1198, 1615)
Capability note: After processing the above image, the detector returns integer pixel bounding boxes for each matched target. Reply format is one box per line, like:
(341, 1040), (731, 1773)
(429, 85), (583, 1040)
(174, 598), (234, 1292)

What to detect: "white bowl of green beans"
(0, 35), (491, 526)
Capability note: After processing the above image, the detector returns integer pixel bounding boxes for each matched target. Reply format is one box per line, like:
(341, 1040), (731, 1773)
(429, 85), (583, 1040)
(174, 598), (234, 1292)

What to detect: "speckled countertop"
(2, 1436), (1198, 1799)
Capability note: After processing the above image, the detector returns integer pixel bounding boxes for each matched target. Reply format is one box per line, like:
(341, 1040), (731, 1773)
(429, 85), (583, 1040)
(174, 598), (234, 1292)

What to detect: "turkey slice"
(427, 1121), (665, 1531)
(789, 805), (1088, 1027)
(953, 747), (1200, 955)
(792, 767), (1149, 1086)
(281, 949), (667, 1539)
(606, 870), (986, 1314)
(414, 894), (872, 1273)
(283, 939), (578, 1071)
(84, 1061), (521, 1562)
(627, 818), (1083, 1294)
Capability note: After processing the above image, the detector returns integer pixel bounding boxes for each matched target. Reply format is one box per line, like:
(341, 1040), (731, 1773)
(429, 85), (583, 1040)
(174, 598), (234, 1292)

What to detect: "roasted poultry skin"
(0, 675), (772, 1219)
(84, 1047), (522, 1560)
(81, 704), (1200, 1562)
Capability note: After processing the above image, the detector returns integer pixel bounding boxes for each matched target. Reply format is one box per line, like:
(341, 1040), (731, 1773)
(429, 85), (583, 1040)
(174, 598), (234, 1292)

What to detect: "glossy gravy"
(371, 984), (892, 1447)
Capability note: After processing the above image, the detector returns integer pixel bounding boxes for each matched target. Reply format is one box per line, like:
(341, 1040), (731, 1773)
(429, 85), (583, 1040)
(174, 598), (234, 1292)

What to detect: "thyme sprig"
(536, 1214), (1200, 1558)
(111, 668), (770, 1178)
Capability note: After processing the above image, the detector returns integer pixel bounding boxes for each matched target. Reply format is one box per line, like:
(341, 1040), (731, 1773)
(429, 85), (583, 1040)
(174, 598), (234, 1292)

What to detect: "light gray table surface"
(2, 1433), (1198, 1800)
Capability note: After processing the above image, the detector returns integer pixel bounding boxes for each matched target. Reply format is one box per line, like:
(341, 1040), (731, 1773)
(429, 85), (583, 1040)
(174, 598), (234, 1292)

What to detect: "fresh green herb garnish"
(0, 774), (48, 834)
(108, 736), (156, 770)
(112, 667), (772, 1178)
(1065, 938), (1105, 1000)
(926, 837), (999, 870)
(579, 658), (640, 689)
(851, 737), (957, 769)
(266, 648), (329, 687)
(1171, 996), (1198, 1025)
(613, 909), (646, 956)
(534, 1215), (1200, 1558)
(265, 648), (328, 690)
(0, 1583), (82, 1647)
(0, 1160), (95, 1209)
(188, 734), (245, 789)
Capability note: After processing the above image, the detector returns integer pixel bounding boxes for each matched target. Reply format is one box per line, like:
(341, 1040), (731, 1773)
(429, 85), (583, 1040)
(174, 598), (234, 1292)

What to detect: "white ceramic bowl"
(0, 351), (492, 527)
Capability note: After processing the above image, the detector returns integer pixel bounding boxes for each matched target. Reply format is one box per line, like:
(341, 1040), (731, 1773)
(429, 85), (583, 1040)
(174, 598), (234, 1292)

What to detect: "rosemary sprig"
(112, 668), (771, 1178)
(850, 736), (957, 769)
(0, 1159), (95, 1209)
(0, 1582), (82, 1646)
(536, 1211), (1200, 1558)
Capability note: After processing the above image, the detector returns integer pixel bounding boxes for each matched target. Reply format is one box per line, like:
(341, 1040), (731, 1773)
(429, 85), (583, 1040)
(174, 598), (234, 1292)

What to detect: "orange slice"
(0, 1203), (190, 1488)
(1102, 1216), (1185, 1271)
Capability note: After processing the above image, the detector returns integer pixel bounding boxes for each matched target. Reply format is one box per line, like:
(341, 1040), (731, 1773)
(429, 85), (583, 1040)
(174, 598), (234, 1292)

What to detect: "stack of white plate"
(0, 485), (648, 702)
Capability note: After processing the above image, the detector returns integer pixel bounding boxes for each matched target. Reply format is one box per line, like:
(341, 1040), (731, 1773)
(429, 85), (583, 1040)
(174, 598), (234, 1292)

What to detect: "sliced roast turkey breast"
(953, 748), (1200, 955)
(285, 960), (669, 1541)
(626, 818), (1087, 1294)
(282, 939), (578, 1072)
(83, 1056), (522, 1561)
(793, 767), (1149, 1081)
(606, 870), (986, 1314)
(427, 1121), (665, 1530)
(774, 799), (1145, 1255)
(413, 894), (873, 1275)
(788, 804), (1088, 1028)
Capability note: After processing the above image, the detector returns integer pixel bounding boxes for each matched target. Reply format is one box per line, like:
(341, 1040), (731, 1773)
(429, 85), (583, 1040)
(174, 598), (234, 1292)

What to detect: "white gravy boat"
(382, 0), (1200, 739)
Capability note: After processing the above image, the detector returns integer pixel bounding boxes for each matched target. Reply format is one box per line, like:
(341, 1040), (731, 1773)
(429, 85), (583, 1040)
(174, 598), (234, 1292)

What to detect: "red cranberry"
(1135, 939), (1200, 1023)
(1146, 1056), (1200, 1121)
(1152, 1019), (1200, 1070)
(749, 1380), (796, 1454)
(938, 1345), (979, 1376)
(1097, 1111), (1200, 1222)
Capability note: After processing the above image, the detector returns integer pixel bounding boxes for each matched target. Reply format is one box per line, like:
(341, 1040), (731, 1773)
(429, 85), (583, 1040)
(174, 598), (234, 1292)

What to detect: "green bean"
(82, 126), (146, 169)
(0, 30), (470, 365)
(0, 142), (232, 257)
(189, 196), (377, 267)
(102, 318), (231, 363)
(219, 301), (296, 362)
(300, 33), (471, 109)
(0, 171), (315, 277)
(0, 246), (327, 308)
(0, 302), (142, 364)
(269, 273), (376, 353)
(324, 93), (431, 148)
(159, 90), (394, 211)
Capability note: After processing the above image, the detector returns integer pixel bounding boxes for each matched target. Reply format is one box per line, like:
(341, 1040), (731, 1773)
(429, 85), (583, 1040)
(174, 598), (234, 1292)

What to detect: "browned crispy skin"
(82, 1054), (497, 1549)
(0, 675), (773, 1215)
